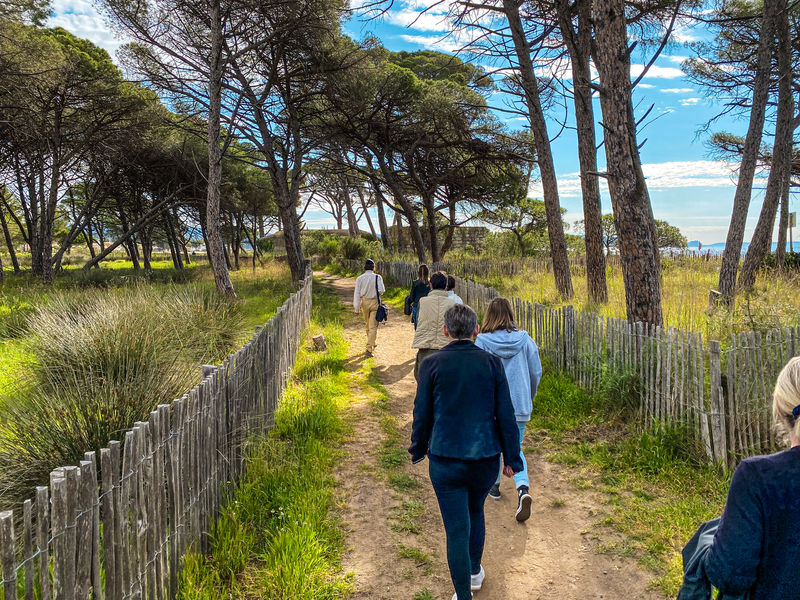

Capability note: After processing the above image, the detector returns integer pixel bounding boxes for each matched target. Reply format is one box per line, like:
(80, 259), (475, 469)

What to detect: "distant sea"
(687, 241), (800, 255)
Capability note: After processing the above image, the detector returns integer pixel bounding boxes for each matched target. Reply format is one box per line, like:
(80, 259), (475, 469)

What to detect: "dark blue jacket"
(409, 339), (524, 472)
(704, 447), (800, 600)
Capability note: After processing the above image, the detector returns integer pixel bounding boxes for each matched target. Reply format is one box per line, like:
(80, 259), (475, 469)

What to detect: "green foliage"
(761, 251), (800, 271)
(256, 237), (275, 253)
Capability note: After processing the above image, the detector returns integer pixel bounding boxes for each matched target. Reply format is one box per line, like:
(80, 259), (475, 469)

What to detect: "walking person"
(411, 271), (455, 380)
(410, 304), (523, 600)
(475, 297), (542, 522)
(677, 356), (800, 600)
(353, 258), (385, 356)
(446, 275), (463, 304)
(407, 264), (431, 329)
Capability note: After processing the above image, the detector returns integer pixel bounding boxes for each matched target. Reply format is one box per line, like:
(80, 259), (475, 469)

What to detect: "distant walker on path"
(411, 272), (455, 380)
(353, 258), (385, 356)
(410, 304), (523, 600)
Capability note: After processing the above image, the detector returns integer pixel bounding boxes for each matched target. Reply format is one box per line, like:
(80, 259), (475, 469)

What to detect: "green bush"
(0, 284), (241, 505)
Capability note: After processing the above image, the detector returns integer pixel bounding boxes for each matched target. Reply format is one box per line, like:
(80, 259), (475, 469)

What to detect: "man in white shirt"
(353, 258), (385, 356)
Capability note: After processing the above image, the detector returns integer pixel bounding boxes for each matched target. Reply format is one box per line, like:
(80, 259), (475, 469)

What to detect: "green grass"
(0, 260), (295, 507)
(412, 589), (436, 600)
(177, 283), (354, 599)
(531, 366), (730, 597)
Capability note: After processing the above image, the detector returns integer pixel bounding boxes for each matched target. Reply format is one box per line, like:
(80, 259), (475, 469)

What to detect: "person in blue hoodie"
(475, 297), (542, 522)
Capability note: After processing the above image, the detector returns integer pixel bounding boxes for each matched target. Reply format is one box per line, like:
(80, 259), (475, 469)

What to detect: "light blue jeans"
(496, 422), (529, 488)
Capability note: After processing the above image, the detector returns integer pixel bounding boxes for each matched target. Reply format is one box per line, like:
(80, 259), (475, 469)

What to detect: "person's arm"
(409, 359), (435, 463)
(703, 461), (763, 594)
(527, 338), (543, 399)
(353, 276), (361, 313)
(493, 360), (524, 473)
(378, 274), (385, 295)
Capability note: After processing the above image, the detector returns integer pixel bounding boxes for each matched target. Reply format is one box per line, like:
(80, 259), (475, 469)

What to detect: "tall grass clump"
(178, 288), (353, 599)
(0, 284), (241, 505)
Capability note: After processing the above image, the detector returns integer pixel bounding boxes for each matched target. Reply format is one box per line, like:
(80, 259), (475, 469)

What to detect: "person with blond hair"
(694, 356), (800, 599)
(475, 297), (541, 522)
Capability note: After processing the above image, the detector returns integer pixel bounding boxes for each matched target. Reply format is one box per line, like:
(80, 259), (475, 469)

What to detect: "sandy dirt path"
(323, 272), (665, 600)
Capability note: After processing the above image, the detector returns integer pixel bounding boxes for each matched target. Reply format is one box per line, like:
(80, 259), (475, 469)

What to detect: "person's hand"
(502, 465), (516, 478)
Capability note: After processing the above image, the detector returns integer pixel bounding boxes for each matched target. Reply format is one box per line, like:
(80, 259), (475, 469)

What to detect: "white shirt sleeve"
(378, 275), (385, 295)
(353, 274), (362, 312)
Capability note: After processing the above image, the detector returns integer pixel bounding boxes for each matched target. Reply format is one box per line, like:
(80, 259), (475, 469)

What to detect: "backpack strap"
(375, 274), (382, 304)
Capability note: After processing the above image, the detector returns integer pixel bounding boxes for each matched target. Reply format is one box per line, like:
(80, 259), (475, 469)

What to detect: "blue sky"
(49, 0), (794, 245)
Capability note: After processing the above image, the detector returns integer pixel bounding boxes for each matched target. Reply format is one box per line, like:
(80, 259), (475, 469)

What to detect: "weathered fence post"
(709, 340), (728, 466)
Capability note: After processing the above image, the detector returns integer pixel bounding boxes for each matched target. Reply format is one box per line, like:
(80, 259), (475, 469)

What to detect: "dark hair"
(446, 275), (456, 291)
(430, 272), (447, 290)
(417, 264), (430, 285)
(481, 297), (517, 333)
(364, 258), (375, 270)
(444, 304), (478, 340)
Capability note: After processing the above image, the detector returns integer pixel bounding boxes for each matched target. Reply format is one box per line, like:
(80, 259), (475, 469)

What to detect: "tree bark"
(423, 192), (441, 263)
(503, 0), (573, 299)
(373, 151), (426, 261)
(0, 202), (20, 273)
(715, 0), (779, 303)
(776, 185), (789, 271)
(355, 183), (378, 238)
(369, 175), (391, 249)
(341, 173), (360, 237)
(558, 0), (607, 303)
(738, 0), (793, 291)
(593, 0), (663, 325)
(394, 210), (405, 254)
(206, 0), (236, 297)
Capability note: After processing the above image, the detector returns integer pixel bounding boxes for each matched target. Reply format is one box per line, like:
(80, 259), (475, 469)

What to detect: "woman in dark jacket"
(702, 356), (800, 599)
(408, 264), (430, 329)
(410, 304), (523, 600)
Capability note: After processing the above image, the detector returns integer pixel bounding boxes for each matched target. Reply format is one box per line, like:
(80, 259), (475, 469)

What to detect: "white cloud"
(397, 33), (462, 53)
(630, 64), (685, 79)
(386, 8), (451, 31)
(637, 83), (656, 89)
(48, 1), (124, 57)
(661, 88), (694, 94)
(679, 97), (701, 106)
(529, 160), (740, 200)
(665, 55), (690, 65)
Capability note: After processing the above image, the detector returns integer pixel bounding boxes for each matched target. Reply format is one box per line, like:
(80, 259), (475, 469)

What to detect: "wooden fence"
(354, 258), (798, 467)
(0, 261), (313, 600)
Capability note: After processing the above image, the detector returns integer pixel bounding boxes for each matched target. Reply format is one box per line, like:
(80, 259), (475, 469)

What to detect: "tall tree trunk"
(738, 0), (793, 291)
(558, 0), (607, 303)
(394, 210), (405, 254)
(0, 202), (20, 273)
(206, 0), (236, 297)
(355, 184), (378, 238)
(370, 175), (391, 249)
(423, 193), (441, 263)
(503, 0), (573, 299)
(776, 185), (789, 271)
(440, 195), (458, 258)
(275, 187), (305, 281)
(715, 0), (779, 303)
(593, 0), (663, 325)
(373, 151), (426, 261)
(341, 174), (360, 237)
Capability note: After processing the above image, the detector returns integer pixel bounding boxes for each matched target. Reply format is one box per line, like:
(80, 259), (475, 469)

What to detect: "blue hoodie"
(474, 329), (542, 422)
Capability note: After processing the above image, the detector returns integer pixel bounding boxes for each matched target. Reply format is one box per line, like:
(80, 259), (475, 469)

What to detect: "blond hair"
(773, 356), (800, 443)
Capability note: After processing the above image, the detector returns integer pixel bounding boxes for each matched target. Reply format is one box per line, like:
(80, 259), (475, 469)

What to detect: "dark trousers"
(414, 348), (438, 381)
(429, 454), (498, 600)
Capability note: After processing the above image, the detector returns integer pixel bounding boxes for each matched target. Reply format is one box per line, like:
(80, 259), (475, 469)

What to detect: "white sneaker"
(451, 594), (473, 600)
(471, 565), (485, 590)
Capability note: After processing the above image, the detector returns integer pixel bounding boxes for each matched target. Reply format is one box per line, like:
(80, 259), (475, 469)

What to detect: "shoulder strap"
(375, 274), (381, 303)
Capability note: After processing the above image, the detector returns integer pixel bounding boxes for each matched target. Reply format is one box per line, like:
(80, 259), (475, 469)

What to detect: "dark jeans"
(414, 348), (439, 381)
(429, 454), (498, 600)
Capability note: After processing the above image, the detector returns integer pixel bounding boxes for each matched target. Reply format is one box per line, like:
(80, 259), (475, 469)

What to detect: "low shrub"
(0, 284), (241, 505)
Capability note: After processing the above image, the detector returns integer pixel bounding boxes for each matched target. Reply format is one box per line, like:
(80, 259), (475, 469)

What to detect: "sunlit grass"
(533, 367), (729, 597)
(459, 256), (800, 340)
(177, 283), (354, 600)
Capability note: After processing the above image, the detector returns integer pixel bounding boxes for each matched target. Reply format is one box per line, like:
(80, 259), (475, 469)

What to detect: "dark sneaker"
(516, 485), (532, 522)
(487, 483), (501, 501)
